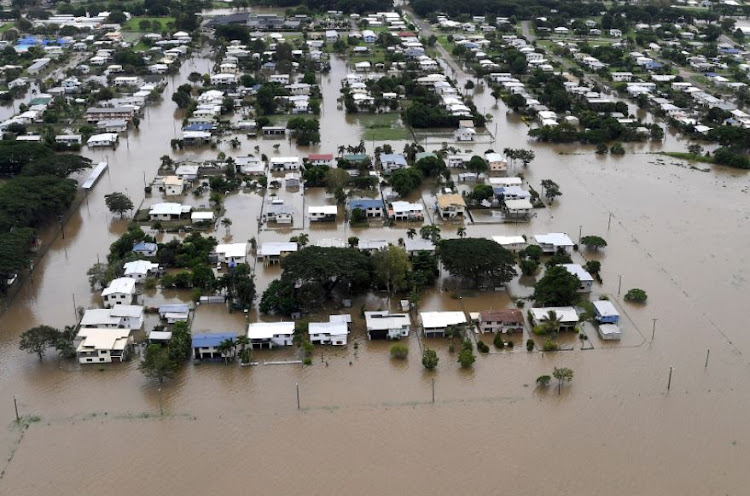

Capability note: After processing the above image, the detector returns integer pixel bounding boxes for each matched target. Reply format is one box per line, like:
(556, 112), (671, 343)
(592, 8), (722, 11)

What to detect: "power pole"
(651, 318), (657, 342)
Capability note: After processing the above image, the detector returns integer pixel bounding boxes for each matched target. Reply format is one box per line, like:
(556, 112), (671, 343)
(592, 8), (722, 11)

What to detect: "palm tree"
(217, 338), (236, 364)
(160, 155), (174, 169)
(406, 228), (416, 239)
(236, 336), (251, 364)
(294, 233), (309, 247)
(337, 144), (346, 157)
(457, 226), (466, 238)
(540, 310), (562, 336)
(229, 137), (241, 149)
(221, 218), (232, 235)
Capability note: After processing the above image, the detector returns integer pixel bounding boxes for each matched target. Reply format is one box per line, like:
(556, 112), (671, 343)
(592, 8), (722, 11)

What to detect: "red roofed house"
(478, 309), (524, 334)
(398, 31), (416, 37)
(308, 154), (333, 166)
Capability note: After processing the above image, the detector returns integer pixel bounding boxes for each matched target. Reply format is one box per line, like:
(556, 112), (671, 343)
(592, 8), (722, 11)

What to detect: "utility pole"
(13, 396), (19, 422)
(296, 382), (300, 410)
(651, 318), (657, 341)
(667, 366), (673, 390)
(432, 378), (435, 404)
(578, 225), (582, 244)
(72, 293), (77, 322)
(617, 275), (622, 297)
(607, 212), (613, 230)
(705, 349), (710, 368)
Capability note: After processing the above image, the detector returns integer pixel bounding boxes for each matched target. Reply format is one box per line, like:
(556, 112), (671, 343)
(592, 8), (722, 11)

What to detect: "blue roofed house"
(379, 153), (408, 175)
(192, 332), (237, 361)
(132, 241), (158, 257)
(593, 300), (620, 324)
(348, 198), (384, 218)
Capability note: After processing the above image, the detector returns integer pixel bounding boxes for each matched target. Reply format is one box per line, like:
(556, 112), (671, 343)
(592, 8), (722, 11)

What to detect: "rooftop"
(192, 332), (237, 348)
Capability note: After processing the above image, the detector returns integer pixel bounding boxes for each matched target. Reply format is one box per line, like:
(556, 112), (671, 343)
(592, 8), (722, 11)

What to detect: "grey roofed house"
(205, 12), (250, 27)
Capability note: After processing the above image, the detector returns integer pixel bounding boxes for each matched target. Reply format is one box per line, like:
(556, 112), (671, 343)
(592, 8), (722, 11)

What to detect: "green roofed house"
(342, 153), (369, 164)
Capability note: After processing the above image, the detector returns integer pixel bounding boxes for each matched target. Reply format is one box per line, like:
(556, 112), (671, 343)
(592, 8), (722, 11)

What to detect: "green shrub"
(532, 325), (548, 335)
(303, 357), (312, 365)
(493, 333), (504, 349)
(458, 348), (476, 368)
(390, 343), (409, 359)
(477, 340), (490, 353)
(462, 338), (473, 351)
(422, 348), (439, 369)
(506, 339), (514, 349)
(536, 374), (551, 387)
(624, 288), (647, 303)
(526, 339), (535, 351)
(542, 339), (559, 352)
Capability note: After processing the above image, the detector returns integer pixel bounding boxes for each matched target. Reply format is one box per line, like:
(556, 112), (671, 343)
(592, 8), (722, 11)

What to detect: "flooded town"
(0, 0), (747, 494)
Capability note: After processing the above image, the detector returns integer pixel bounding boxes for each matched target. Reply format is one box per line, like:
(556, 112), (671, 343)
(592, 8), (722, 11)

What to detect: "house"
(87, 133), (118, 147)
(269, 74), (290, 85)
(191, 211), (215, 224)
(101, 277), (136, 308)
(454, 126), (476, 141)
(270, 156), (301, 171)
(561, 264), (594, 292)
(598, 323), (622, 340)
(158, 304), (190, 324)
(236, 155), (265, 175)
(436, 194), (466, 220)
(365, 311), (410, 340)
(149, 202), (190, 221)
(76, 328), (133, 364)
(210, 73), (237, 85)
(246, 321), (295, 349)
(403, 238), (435, 256)
(123, 260), (160, 282)
(192, 332), (237, 361)
(132, 241), (158, 257)
(420, 311), (467, 338)
(85, 107), (135, 123)
(492, 235), (527, 252)
(97, 119), (128, 133)
(285, 173), (300, 188)
(390, 201), (423, 221)
(348, 198), (384, 218)
(379, 153), (408, 174)
(611, 72), (634, 82)
(215, 242), (248, 265)
(80, 305), (144, 330)
(478, 309), (524, 333)
(257, 242), (298, 265)
(182, 130), (212, 145)
(534, 233), (574, 253)
(363, 29), (377, 43)
(55, 134), (82, 146)
(263, 200), (293, 224)
(529, 307), (579, 329)
(308, 154), (333, 166)
(308, 205), (338, 222)
(485, 153), (507, 173)
(593, 300), (620, 325)
(163, 176), (185, 196)
(504, 199), (534, 219)
(308, 321), (349, 346)
(358, 239), (388, 252)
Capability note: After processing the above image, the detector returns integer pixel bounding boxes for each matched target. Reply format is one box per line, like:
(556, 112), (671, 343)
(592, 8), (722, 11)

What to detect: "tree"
(422, 348), (439, 369)
(595, 143), (608, 155)
(218, 264), (256, 310)
(139, 344), (178, 384)
(419, 225), (441, 243)
(583, 260), (601, 277)
(526, 339), (535, 351)
(105, 192), (133, 218)
(458, 348), (476, 368)
(325, 168), (350, 194)
(349, 207), (367, 225)
(21, 154), (92, 177)
(171, 89), (192, 109)
(414, 156), (446, 177)
(221, 218), (232, 235)
(390, 343), (408, 359)
(54, 325), (77, 359)
(624, 288), (648, 303)
(534, 265), (580, 306)
(517, 149), (536, 167)
(389, 167), (423, 197)
(259, 278), (299, 315)
(540, 179), (561, 204)
(536, 375), (551, 387)
(19, 325), (58, 360)
(552, 367), (574, 394)
(437, 238), (517, 288)
(687, 143), (703, 156)
(520, 259), (539, 276)
(372, 245), (411, 294)
(236, 335), (251, 364)
(466, 155), (488, 173)
(406, 228), (416, 239)
(456, 227), (466, 238)
(538, 310), (562, 335)
(580, 235), (607, 251)
(217, 338), (236, 364)
(610, 143), (625, 155)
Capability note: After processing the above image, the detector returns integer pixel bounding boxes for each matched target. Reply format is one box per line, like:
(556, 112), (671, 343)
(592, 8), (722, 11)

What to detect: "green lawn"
(0, 22), (16, 33)
(357, 114), (410, 141)
(661, 151), (714, 164)
(123, 16), (175, 32)
(133, 40), (149, 52)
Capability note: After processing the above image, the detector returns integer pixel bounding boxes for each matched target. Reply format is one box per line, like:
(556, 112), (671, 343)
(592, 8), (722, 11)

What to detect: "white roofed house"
(163, 176), (185, 196)
(364, 311), (410, 340)
(529, 307), (579, 329)
(485, 153), (507, 174)
(420, 311), (467, 338)
(80, 305), (144, 330)
(247, 321), (295, 349)
(308, 321), (349, 346)
(492, 235), (527, 252)
(123, 260), (160, 282)
(308, 205), (338, 222)
(270, 156), (301, 171)
(149, 202), (191, 221)
(101, 277), (136, 308)
(257, 242), (298, 265)
(403, 238), (435, 256)
(503, 199), (534, 220)
(76, 328), (134, 364)
(389, 201), (424, 221)
(215, 242), (248, 265)
(561, 264), (594, 293)
(262, 200), (293, 224)
(534, 233), (574, 254)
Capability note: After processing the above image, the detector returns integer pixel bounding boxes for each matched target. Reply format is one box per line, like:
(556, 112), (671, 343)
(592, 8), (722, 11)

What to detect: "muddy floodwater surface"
(0, 48), (748, 496)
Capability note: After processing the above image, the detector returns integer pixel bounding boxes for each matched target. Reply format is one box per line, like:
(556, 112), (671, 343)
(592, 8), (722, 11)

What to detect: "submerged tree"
(139, 344), (178, 384)
(552, 366), (574, 394)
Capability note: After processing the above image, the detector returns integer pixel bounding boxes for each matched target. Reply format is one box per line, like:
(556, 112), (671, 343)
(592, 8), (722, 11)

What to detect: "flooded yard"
(0, 45), (748, 496)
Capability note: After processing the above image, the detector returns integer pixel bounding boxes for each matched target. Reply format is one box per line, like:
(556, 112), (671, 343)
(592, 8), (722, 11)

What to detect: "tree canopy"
(437, 238), (517, 288)
(534, 265), (580, 307)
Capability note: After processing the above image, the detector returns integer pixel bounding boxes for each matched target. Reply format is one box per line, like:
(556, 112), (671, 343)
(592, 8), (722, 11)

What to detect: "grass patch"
(0, 22), (16, 33)
(661, 151), (714, 164)
(122, 16), (175, 32)
(357, 114), (410, 141)
(133, 40), (149, 52)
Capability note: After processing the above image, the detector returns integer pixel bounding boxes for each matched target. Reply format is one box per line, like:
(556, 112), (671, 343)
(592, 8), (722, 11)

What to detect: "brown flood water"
(0, 49), (748, 495)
